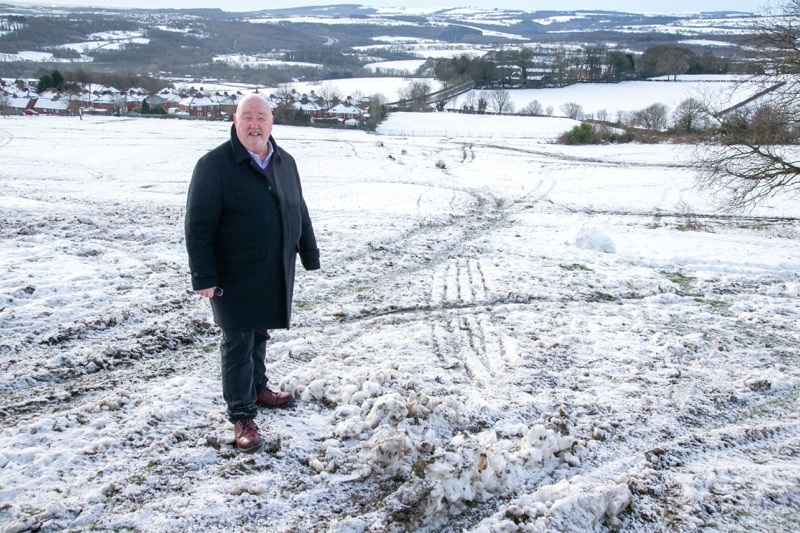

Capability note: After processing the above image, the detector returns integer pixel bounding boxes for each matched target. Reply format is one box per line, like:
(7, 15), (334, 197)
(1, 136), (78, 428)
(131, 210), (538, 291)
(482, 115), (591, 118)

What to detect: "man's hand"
(195, 287), (216, 298)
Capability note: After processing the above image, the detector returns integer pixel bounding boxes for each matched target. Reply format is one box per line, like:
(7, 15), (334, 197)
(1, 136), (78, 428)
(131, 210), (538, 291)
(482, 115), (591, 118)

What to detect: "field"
(0, 111), (799, 531)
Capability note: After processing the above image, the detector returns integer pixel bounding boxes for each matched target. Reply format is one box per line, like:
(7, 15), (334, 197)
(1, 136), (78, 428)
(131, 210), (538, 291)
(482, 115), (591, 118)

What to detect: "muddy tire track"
(430, 258), (491, 306)
(0, 299), (216, 422)
(477, 142), (693, 169)
(0, 127), (13, 148)
(624, 383), (800, 530)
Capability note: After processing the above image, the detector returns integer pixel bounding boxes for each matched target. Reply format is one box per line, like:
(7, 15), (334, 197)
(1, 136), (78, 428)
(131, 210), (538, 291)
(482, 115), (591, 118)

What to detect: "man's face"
(233, 96), (274, 158)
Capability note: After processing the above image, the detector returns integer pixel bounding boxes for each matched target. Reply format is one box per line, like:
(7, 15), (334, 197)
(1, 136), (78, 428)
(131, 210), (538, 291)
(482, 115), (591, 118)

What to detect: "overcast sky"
(18, 1), (763, 14)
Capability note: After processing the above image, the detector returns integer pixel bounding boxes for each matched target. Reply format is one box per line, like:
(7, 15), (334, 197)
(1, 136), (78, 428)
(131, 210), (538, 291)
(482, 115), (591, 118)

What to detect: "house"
(292, 96), (324, 119)
(178, 93), (221, 118)
(6, 96), (36, 114)
(155, 87), (183, 105)
(212, 91), (244, 117)
(90, 92), (125, 113)
(144, 93), (172, 112)
(33, 95), (79, 116)
(124, 88), (149, 112)
(328, 102), (363, 122)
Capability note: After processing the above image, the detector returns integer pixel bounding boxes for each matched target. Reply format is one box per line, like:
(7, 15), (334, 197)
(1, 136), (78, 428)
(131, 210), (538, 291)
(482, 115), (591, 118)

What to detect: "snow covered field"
(1, 113), (799, 531)
(443, 76), (754, 118)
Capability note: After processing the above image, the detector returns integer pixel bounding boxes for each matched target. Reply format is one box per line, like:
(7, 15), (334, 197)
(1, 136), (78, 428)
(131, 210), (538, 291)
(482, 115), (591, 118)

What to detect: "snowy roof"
(125, 93), (147, 103)
(93, 93), (123, 104)
(33, 98), (70, 110)
(92, 85), (120, 94)
(292, 100), (321, 112)
(146, 94), (172, 105)
(37, 90), (59, 100)
(329, 103), (362, 115)
(6, 97), (32, 109)
(179, 95), (219, 107)
(211, 93), (241, 105)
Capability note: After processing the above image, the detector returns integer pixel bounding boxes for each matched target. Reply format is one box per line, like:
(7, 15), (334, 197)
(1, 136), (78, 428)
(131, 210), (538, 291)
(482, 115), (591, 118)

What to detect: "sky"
(15, 0), (762, 14)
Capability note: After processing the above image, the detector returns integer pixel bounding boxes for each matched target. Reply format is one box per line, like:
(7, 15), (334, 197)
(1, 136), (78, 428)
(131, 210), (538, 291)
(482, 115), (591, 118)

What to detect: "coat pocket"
(224, 246), (265, 262)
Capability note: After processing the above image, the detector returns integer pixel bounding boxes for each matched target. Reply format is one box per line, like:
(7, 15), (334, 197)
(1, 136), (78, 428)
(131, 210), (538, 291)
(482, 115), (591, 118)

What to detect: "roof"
(7, 97), (33, 109)
(292, 101), (321, 112)
(179, 95), (219, 107)
(329, 103), (363, 115)
(34, 98), (71, 111)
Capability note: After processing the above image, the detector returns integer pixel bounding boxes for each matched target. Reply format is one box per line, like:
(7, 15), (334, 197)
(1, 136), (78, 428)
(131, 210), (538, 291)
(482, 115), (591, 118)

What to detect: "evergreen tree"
(36, 69), (65, 93)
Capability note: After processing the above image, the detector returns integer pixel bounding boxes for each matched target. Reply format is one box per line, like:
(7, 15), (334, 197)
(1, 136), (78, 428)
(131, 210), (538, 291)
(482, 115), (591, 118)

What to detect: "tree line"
(433, 44), (732, 89)
(555, 0), (800, 211)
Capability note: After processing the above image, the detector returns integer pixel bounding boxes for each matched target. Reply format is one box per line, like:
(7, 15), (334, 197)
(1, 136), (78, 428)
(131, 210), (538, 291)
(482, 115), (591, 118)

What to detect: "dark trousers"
(220, 329), (270, 422)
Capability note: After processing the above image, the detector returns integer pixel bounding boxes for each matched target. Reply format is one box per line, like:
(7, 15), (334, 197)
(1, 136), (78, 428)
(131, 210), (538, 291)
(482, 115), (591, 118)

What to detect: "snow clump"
(573, 227), (616, 253)
(281, 363), (586, 528)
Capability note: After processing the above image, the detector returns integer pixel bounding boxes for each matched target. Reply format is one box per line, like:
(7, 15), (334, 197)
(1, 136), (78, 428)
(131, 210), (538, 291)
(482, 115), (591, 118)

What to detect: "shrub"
(558, 122), (636, 145)
(559, 122), (597, 144)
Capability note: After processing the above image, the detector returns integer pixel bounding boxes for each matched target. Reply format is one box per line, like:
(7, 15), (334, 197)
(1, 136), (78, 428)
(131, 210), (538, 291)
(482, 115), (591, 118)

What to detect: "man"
(185, 93), (320, 452)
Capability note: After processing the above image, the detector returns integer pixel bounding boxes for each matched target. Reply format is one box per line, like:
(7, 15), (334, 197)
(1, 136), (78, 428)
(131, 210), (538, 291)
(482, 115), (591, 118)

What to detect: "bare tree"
(520, 99), (543, 116)
(631, 103), (669, 131)
(400, 79), (431, 111)
(318, 82), (341, 111)
(365, 93), (387, 130)
(692, 0), (800, 209)
(550, 48), (571, 86)
(584, 46), (606, 81)
(560, 101), (584, 120)
(672, 98), (713, 133)
(514, 47), (536, 87)
(461, 91), (477, 113)
(490, 89), (514, 114)
(477, 92), (488, 114)
(275, 83), (296, 105)
(660, 48), (691, 81)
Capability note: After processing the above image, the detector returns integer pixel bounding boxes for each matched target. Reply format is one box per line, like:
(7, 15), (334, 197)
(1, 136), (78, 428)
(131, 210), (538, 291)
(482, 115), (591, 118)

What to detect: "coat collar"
(229, 124), (281, 165)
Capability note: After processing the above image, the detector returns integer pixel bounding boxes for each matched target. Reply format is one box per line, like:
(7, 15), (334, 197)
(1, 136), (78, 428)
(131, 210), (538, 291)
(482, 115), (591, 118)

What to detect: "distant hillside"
(0, 4), (760, 84)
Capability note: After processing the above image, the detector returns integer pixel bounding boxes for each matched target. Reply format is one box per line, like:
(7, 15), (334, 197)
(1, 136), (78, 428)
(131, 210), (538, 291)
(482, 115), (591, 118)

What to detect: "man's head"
(233, 93), (274, 159)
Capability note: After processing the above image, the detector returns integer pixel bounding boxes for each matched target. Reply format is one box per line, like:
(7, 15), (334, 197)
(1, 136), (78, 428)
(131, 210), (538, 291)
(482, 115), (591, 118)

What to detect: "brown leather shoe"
(233, 418), (262, 452)
(256, 387), (294, 408)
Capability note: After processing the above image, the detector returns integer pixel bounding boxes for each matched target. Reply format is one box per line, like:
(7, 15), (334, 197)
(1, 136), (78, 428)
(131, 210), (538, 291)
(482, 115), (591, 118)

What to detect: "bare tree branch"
(692, 1), (800, 210)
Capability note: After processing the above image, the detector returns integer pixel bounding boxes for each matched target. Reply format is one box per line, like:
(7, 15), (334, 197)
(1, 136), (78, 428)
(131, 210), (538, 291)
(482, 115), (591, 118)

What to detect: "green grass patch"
(694, 297), (731, 312)
(560, 263), (592, 272)
(661, 270), (696, 291)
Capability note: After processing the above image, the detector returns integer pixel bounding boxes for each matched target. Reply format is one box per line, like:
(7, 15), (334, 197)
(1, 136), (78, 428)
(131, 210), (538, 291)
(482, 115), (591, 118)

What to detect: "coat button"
(192, 271), (198, 276)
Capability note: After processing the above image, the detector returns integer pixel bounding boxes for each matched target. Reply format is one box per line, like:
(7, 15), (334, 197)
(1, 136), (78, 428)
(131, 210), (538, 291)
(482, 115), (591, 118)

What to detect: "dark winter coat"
(185, 125), (320, 330)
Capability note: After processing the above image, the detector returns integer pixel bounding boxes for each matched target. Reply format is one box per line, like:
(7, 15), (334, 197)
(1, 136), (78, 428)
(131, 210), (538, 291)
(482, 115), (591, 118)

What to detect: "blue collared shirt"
(247, 140), (274, 169)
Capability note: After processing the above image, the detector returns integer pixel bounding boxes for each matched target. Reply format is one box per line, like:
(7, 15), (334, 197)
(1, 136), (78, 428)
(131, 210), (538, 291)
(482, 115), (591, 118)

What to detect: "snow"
(364, 59), (427, 75)
(0, 109), (799, 531)
(447, 77), (758, 118)
(377, 111), (580, 139)
(247, 16), (416, 27)
(58, 37), (150, 53)
(355, 42), (490, 61)
(212, 54), (323, 69)
(534, 15), (590, 25)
